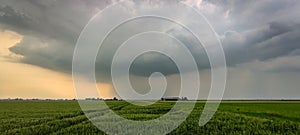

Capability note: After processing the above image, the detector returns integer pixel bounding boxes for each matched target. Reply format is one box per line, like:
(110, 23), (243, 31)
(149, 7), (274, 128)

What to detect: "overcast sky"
(0, 0), (299, 99)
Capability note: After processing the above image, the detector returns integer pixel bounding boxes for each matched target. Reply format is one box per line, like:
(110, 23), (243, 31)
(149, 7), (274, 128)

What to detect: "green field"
(0, 101), (300, 134)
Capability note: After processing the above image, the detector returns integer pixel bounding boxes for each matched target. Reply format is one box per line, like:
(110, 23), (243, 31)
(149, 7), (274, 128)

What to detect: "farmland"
(0, 101), (300, 134)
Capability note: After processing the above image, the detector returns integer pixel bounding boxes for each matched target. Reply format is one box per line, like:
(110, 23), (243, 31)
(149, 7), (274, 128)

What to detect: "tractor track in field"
(3, 113), (87, 134)
(223, 111), (300, 124)
(1, 111), (84, 134)
(50, 119), (92, 135)
(3, 103), (129, 134)
(2, 104), (128, 134)
(49, 111), (109, 135)
(237, 111), (300, 122)
(51, 102), (130, 134)
(224, 111), (298, 122)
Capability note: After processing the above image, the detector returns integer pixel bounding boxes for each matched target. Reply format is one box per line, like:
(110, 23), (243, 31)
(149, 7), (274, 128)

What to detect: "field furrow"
(0, 101), (299, 134)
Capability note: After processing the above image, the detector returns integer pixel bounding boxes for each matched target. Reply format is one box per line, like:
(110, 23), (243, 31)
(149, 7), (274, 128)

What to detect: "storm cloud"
(1, 0), (300, 83)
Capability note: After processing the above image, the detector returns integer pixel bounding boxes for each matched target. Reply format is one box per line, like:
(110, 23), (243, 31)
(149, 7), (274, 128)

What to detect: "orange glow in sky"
(0, 30), (113, 99)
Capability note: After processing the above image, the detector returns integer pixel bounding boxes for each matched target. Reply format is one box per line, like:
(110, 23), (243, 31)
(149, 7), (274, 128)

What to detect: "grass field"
(0, 101), (299, 134)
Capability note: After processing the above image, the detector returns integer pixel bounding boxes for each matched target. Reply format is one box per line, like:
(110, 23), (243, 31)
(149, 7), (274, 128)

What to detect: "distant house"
(161, 97), (188, 101)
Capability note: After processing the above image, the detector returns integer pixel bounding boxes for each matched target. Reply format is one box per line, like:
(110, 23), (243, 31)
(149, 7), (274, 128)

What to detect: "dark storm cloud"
(0, 6), (33, 30)
(1, 0), (300, 81)
(0, 0), (112, 43)
(0, 0), (113, 76)
(130, 52), (180, 76)
(223, 21), (300, 66)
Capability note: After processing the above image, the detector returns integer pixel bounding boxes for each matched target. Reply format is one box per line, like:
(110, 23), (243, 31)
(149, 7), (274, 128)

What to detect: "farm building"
(161, 97), (188, 101)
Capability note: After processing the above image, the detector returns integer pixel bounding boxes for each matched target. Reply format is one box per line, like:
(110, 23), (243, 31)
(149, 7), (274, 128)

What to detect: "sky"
(0, 0), (299, 99)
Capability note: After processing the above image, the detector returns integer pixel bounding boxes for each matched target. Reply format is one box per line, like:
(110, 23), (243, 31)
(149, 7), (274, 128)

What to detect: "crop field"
(0, 101), (300, 134)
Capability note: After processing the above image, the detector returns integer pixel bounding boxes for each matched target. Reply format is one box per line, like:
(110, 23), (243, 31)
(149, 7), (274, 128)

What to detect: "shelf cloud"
(0, 0), (299, 99)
